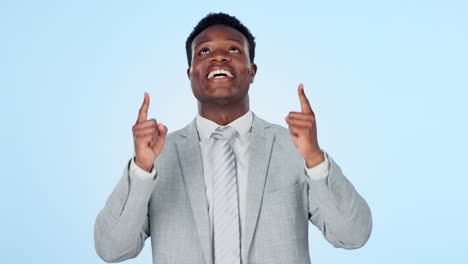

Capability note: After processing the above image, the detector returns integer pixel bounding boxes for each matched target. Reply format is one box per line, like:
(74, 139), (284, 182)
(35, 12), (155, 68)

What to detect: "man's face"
(187, 25), (257, 106)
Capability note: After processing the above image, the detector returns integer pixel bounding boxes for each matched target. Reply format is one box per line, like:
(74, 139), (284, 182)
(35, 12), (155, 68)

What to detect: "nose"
(210, 50), (231, 63)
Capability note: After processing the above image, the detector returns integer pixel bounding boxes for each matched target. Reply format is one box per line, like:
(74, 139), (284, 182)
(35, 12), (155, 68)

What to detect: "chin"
(204, 84), (239, 97)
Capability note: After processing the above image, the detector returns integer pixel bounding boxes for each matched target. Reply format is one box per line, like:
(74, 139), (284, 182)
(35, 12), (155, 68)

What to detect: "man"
(94, 12), (372, 264)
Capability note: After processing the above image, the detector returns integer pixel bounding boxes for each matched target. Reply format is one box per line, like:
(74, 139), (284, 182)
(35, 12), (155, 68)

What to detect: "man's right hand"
(132, 92), (168, 172)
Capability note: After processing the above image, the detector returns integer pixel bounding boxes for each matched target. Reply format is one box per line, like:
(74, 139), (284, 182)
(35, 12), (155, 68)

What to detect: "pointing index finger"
(298, 84), (312, 114)
(137, 92), (150, 123)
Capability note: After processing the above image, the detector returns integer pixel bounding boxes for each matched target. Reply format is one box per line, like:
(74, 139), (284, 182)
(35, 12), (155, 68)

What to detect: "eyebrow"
(194, 38), (244, 47)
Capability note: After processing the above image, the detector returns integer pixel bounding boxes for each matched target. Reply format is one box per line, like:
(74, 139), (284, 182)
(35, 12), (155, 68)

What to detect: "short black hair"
(185, 12), (256, 67)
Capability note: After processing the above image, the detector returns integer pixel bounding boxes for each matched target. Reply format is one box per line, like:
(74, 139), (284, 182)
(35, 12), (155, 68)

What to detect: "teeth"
(207, 69), (233, 79)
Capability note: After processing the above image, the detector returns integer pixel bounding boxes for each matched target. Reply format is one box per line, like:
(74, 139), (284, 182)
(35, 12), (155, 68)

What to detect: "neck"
(198, 97), (249, 126)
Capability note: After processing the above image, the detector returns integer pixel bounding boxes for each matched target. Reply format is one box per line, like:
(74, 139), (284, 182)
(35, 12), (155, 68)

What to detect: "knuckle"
(140, 134), (151, 141)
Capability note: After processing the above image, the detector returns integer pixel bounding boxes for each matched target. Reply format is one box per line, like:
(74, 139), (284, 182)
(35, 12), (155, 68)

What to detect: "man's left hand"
(285, 84), (325, 168)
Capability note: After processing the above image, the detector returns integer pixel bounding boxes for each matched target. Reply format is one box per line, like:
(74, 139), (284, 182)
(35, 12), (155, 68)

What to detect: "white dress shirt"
(129, 110), (330, 250)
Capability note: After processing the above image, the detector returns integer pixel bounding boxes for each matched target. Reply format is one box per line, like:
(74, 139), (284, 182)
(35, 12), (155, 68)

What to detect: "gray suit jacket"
(94, 113), (372, 264)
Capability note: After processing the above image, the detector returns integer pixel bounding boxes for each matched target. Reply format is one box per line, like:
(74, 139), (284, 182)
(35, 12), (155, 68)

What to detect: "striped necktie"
(208, 126), (241, 264)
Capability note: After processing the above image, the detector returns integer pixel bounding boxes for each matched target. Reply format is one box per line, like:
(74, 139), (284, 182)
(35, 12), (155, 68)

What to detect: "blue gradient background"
(1, 0), (467, 263)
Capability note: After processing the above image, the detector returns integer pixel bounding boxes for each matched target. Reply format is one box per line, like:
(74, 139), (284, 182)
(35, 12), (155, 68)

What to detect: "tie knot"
(211, 126), (239, 142)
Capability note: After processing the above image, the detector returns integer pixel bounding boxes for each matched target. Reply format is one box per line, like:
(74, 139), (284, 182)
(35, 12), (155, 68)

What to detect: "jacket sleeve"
(94, 158), (158, 262)
(307, 151), (372, 249)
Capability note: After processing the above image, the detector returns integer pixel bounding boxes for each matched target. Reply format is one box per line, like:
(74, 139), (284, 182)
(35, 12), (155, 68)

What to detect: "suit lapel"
(176, 119), (212, 264)
(242, 113), (275, 262)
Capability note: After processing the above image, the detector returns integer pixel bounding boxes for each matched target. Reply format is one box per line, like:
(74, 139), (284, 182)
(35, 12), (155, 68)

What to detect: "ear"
(186, 67), (191, 80)
(249, 63), (257, 83)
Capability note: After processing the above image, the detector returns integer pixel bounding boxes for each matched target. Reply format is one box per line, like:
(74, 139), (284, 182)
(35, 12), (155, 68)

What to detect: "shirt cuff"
(304, 151), (330, 181)
(129, 157), (157, 181)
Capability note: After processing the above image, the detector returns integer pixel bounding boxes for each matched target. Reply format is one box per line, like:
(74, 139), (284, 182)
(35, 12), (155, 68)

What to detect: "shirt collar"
(196, 110), (253, 141)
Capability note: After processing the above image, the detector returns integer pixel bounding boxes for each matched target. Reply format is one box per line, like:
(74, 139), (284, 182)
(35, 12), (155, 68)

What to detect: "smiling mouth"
(207, 69), (234, 80)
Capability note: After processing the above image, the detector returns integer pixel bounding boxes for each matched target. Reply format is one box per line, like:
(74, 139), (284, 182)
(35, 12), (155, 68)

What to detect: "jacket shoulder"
(257, 117), (291, 140)
(266, 123), (290, 136)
